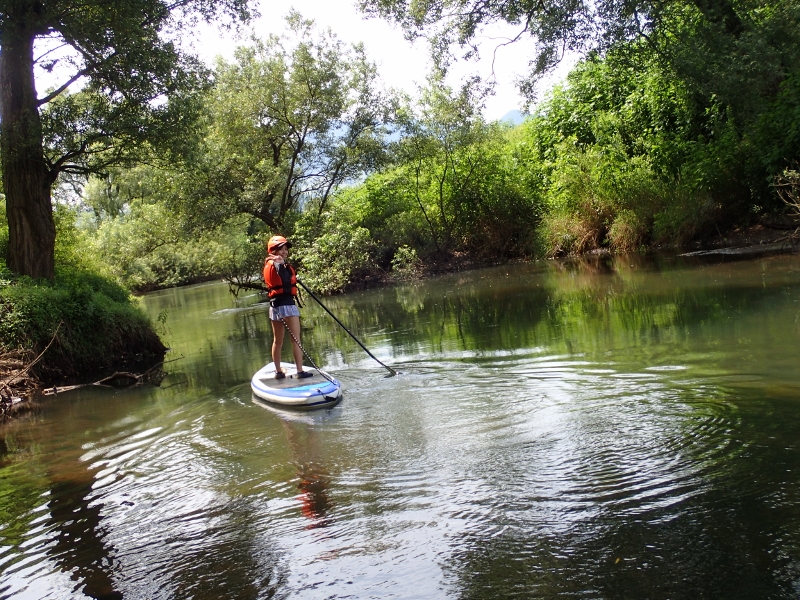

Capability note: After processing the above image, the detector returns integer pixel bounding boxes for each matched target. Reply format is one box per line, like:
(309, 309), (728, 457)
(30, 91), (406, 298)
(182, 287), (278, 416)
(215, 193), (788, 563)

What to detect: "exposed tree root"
(0, 350), (39, 413)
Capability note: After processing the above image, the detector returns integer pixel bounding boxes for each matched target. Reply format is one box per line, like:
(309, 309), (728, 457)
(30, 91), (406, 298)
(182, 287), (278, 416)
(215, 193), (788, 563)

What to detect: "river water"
(1, 253), (800, 599)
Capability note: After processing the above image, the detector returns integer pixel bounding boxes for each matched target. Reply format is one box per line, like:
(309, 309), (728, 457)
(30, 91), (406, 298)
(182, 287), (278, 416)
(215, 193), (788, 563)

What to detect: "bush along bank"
(0, 266), (167, 413)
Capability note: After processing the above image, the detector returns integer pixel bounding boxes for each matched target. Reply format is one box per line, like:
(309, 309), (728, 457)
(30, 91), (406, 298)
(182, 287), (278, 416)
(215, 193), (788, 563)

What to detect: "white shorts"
(269, 304), (300, 321)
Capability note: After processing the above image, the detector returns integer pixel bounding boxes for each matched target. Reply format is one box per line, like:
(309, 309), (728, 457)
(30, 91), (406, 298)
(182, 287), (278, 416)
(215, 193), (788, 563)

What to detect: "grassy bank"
(0, 265), (167, 406)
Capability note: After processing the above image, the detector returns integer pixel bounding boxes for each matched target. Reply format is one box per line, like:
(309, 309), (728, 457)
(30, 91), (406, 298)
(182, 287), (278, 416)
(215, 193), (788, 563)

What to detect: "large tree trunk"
(0, 22), (56, 280)
(692, 0), (744, 37)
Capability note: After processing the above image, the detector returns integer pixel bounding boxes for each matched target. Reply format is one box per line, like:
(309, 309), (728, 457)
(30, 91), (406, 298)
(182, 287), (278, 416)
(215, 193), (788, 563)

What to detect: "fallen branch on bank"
(42, 361), (169, 396)
(2, 322), (62, 388)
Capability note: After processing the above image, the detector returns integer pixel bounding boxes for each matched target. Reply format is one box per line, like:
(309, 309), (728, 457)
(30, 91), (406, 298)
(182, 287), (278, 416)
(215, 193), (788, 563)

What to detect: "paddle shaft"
(297, 279), (397, 377)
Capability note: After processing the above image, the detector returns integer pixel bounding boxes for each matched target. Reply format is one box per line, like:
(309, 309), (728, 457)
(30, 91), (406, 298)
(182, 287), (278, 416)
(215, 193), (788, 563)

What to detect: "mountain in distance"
(497, 109), (529, 125)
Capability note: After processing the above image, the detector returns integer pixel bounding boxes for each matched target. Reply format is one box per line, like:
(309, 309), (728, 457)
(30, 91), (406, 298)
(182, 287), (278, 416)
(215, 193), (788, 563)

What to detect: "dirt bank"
(693, 222), (797, 250)
(1, 332), (166, 420)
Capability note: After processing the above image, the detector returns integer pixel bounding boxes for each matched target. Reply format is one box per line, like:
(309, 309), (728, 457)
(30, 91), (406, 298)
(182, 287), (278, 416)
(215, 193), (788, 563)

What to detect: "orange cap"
(267, 235), (291, 253)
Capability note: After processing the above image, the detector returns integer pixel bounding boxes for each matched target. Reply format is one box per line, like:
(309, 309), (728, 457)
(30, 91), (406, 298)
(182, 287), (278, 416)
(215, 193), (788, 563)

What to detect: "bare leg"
(282, 315), (305, 372)
(271, 318), (285, 371)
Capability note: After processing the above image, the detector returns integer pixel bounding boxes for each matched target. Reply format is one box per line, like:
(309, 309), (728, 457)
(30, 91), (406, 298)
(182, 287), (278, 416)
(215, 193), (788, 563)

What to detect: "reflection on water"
(269, 408), (335, 529)
(0, 254), (799, 598)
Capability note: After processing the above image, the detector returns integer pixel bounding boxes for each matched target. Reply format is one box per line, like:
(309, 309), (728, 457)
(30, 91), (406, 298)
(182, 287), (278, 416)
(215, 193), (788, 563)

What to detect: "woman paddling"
(263, 235), (312, 380)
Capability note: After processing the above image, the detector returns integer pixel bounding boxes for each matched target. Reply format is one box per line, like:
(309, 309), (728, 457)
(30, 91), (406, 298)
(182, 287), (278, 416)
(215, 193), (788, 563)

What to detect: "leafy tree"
(392, 76), (538, 255)
(0, 0), (253, 279)
(177, 13), (395, 232)
(81, 165), (179, 223)
(360, 0), (751, 83)
(393, 75), (486, 250)
(79, 165), (256, 290)
(360, 0), (800, 134)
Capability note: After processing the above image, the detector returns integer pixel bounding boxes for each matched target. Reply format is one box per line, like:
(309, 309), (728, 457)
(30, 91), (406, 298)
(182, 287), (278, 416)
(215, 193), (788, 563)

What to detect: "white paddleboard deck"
(251, 362), (342, 409)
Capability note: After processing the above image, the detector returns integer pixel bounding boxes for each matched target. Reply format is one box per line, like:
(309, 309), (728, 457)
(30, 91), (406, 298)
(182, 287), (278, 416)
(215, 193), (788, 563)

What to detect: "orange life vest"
(263, 258), (298, 299)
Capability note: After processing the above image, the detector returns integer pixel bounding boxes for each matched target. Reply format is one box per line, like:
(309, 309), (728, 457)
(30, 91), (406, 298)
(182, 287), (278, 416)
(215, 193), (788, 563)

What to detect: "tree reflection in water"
(46, 478), (122, 600)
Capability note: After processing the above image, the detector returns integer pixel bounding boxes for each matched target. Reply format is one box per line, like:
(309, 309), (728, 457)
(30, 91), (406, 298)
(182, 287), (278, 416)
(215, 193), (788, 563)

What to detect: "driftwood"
(42, 361), (170, 396)
(225, 277), (266, 298)
(0, 350), (37, 411)
(2, 330), (176, 418)
(2, 322), (61, 387)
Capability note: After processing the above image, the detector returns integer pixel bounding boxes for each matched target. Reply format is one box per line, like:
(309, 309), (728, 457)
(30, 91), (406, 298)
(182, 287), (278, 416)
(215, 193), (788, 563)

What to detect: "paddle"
(296, 279), (398, 377)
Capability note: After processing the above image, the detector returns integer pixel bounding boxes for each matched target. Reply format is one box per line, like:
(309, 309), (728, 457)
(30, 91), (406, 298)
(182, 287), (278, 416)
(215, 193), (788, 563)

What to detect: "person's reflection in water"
(281, 418), (334, 529)
(296, 462), (333, 528)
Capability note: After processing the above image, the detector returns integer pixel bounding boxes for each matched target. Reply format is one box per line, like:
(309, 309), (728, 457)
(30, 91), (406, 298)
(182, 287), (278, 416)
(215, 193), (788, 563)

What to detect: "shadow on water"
(0, 387), (291, 600)
(45, 476), (122, 600)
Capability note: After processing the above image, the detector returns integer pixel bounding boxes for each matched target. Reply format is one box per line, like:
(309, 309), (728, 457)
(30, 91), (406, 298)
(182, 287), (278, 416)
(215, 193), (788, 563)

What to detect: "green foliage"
(327, 170), (433, 263)
(292, 220), (375, 295)
(51, 0), (800, 294)
(81, 166), (180, 223)
(282, 77), (546, 293)
(1, 0), (254, 279)
(362, 0), (800, 257)
(23, 0), (254, 178)
(0, 269), (164, 377)
(361, 0), (800, 116)
(40, 75), (208, 178)
(517, 40), (781, 256)
(176, 13), (395, 232)
(73, 166), (265, 291)
(534, 137), (721, 255)
(389, 77), (543, 257)
(218, 230), (271, 290)
(390, 245), (422, 280)
(754, 72), (800, 181)
(52, 203), (111, 274)
(91, 203), (255, 290)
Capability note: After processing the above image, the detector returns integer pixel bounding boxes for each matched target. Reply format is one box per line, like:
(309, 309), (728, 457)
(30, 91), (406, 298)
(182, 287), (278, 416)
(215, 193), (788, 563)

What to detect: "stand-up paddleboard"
(251, 362), (342, 409)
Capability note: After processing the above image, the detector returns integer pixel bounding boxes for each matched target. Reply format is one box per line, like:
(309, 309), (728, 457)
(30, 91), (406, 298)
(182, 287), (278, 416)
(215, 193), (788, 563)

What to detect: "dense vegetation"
(57, 16), (799, 294)
(20, 0), (791, 295)
(0, 0), (254, 280)
(1, 197), (165, 386)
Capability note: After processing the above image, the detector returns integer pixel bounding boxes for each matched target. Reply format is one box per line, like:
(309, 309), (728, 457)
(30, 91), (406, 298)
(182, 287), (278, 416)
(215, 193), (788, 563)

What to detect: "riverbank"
(683, 222), (799, 253)
(3, 223), (796, 418)
(0, 269), (167, 417)
(384, 223), (800, 285)
(1, 349), (167, 419)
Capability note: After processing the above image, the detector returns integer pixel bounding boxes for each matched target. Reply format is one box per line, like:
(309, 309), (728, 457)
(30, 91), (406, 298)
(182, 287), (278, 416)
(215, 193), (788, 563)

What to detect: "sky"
(187, 0), (578, 121)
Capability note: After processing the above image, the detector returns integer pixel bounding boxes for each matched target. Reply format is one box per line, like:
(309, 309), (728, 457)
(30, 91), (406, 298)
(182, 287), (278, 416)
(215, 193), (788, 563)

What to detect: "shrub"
(293, 224), (374, 294)
(608, 210), (647, 252)
(652, 191), (719, 245)
(390, 245), (422, 280)
(91, 206), (254, 290)
(0, 269), (165, 379)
